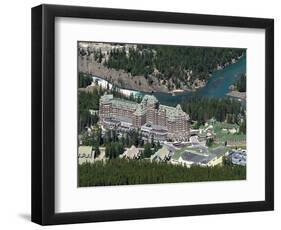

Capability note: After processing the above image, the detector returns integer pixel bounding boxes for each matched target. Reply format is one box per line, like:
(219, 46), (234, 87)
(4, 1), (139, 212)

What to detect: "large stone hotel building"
(99, 94), (190, 141)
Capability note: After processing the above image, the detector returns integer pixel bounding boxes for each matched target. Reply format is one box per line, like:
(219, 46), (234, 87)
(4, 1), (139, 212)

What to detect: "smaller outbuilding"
(122, 145), (141, 159)
(78, 146), (94, 158)
(151, 145), (172, 162)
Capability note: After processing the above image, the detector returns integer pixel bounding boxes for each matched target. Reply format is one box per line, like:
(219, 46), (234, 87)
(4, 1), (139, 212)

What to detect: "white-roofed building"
(78, 146), (94, 158)
(151, 145), (172, 162)
(122, 145), (141, 159)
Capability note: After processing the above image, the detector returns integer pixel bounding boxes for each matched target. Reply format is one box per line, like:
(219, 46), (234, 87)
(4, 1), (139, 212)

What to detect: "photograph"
(77, 41), (247, 187)
(29, 3), (274, 226)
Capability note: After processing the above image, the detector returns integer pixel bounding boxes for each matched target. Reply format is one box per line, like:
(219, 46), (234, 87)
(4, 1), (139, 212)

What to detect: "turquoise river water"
(146, 56), (246, 106)
(92, 56), (246, 106)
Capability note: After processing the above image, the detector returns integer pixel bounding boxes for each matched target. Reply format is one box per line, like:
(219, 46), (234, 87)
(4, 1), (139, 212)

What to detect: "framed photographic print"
(31, 4), (274, 225)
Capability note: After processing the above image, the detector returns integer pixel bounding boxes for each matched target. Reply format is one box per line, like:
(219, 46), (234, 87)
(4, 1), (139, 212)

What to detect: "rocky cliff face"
(78, 55), (176, 93)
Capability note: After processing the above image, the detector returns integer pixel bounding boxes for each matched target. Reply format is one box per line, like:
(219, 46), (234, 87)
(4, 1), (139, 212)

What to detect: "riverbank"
(78, 55), (211, 94)
(227, 90), (246, 100)
(78, 55), (246, 106)
(78, 53), (245, 97)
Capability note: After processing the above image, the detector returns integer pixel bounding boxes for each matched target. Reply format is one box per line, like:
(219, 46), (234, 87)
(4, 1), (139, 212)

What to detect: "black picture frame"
(31, 4), (274, 225)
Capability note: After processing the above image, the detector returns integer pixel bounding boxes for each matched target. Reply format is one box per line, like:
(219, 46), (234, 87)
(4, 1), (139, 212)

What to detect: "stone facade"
(99, 94), (190, 141)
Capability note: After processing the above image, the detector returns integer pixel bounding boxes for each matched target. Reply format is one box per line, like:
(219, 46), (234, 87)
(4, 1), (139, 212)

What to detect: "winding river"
(92, 56), (246, 106)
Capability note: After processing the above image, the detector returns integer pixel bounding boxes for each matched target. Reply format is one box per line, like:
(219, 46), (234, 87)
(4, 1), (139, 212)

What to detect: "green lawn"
(202, 121), (246, 143)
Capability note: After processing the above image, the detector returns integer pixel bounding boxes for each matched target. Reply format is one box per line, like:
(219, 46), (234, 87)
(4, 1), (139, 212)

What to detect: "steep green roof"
(141, 94), (158, 104)
(160, 104), (189, 121)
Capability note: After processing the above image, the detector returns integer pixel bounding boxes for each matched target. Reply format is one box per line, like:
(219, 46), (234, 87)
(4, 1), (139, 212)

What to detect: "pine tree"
(94, 145), (100, 158)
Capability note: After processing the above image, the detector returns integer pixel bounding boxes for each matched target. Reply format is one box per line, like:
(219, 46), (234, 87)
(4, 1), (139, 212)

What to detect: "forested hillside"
(104, 45), (245, 90)
(181, 96), (245, 124)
